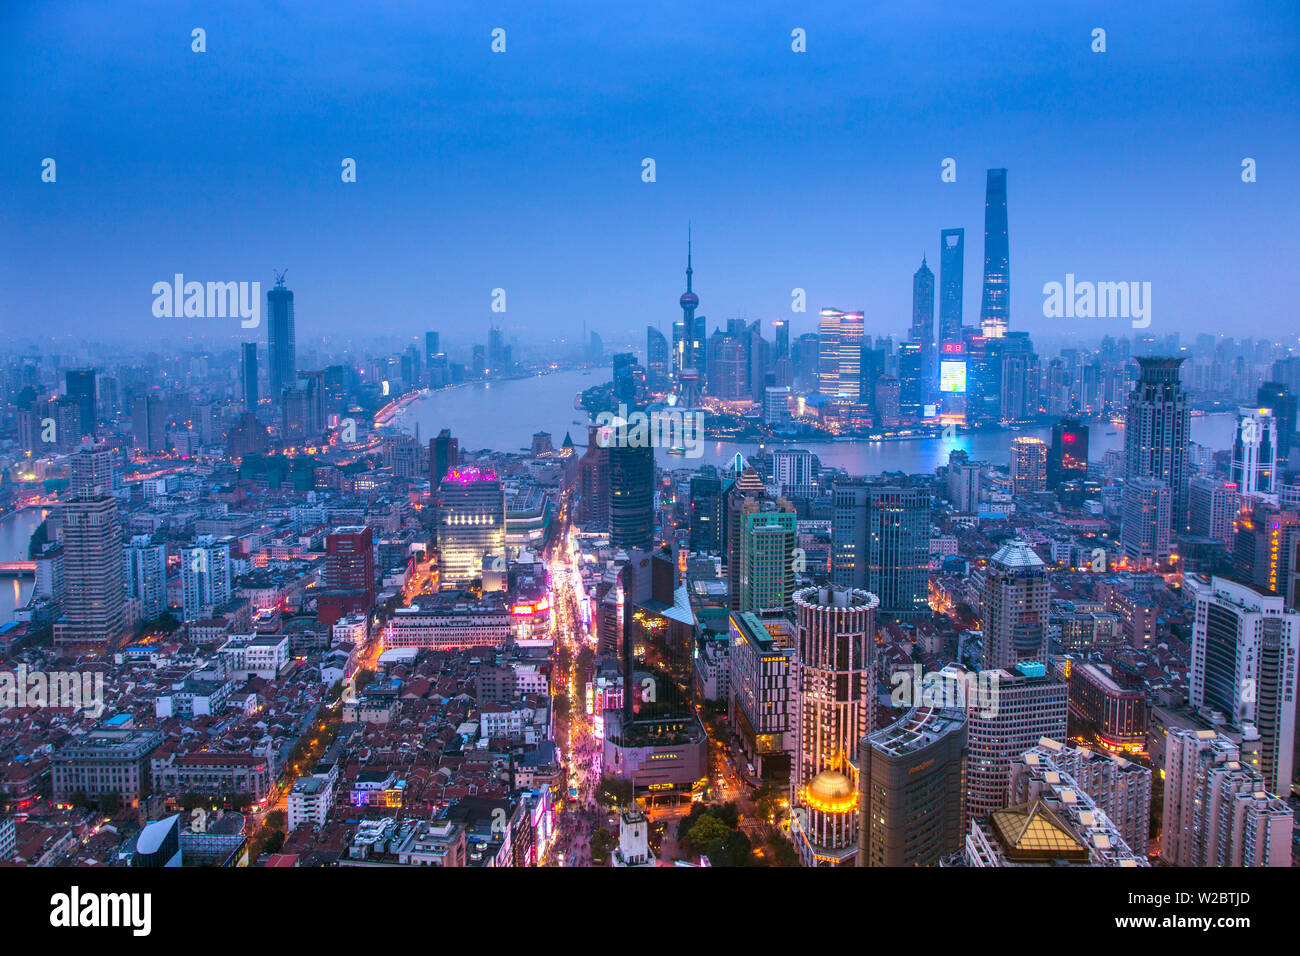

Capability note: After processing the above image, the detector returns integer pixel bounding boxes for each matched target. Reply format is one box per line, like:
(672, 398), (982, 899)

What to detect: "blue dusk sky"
(2, 0), (1298, 355)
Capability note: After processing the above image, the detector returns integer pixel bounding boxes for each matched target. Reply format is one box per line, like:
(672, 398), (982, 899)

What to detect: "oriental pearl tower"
(674, 226), (703, 406)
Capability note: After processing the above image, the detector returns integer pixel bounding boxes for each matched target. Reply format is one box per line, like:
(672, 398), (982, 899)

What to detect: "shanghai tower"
(938, 228), (964, 347)
(979, 169), (1010, 338)
(267, 272), (296, 401)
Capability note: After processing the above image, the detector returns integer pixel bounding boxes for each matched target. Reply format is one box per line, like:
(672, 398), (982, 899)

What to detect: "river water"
(0, 508), (46, 623)
(397, 368), (1238, 472)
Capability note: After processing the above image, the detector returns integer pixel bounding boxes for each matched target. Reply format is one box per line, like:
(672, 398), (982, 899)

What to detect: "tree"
(684, 815), (732, 862)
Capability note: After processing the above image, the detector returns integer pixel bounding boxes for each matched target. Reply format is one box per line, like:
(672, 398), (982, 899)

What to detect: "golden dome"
(807, 770), (854, 804)
(800, 770), (858, 814)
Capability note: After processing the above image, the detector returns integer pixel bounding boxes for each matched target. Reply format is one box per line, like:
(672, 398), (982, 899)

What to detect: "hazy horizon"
(4, 1), (1298, 348)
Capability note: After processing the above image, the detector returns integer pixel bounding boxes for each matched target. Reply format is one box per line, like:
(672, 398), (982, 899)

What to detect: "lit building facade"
(790, 586), (878, 866)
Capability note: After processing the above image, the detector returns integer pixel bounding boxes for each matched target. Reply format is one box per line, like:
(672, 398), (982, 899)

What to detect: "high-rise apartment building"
(1011, 436), (1047, 495)
(969, 748), (1146, 867)
(181, 535), (233, 622)
(1010, 738), (1152, 857)
(1162, 728), (1292, 867)
(124, 535), (168, 622)
(1189, 476), (1240, 544)
(318, 526), (376, 628)
(1121, 478), (1172, 566)
(1188, 576), (1300, 796)
(55, 444), (128, 650)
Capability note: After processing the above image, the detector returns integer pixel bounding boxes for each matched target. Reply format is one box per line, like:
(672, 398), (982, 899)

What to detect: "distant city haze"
(2, 2), (1297, 346)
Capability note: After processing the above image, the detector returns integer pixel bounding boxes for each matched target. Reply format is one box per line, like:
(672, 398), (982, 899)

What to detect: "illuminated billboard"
(940, 360), (967, 393)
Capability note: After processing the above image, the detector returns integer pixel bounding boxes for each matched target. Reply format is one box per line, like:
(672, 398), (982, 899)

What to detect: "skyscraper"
(964, 663), (1067, 828)
(857, 707), (967, 867)
(1188, 575), (1300, 796)
(738, 502), (797, 615)
(267, 273), (296, 402)
(897, 343), (923, 419)
(181, 535), (232, 622)
(1121, 478), (1172, 566)
(910, 256), (935, 398)
(124, 535), (168, 622)
(831, 479), (871, 590)
(1047, 418), (1088, 489)
(55, 444), (128, 650)
(817, 308), (841, 397)
(982, 541), (1048, 670)
(688, 475), (723, 552)
(646, 326), (670, 389)
(1009, 437), (1047, 496)
(65, 369), (96, 437)
(864, 483), (931, 619)
(938, 228), (965, 347)
(318, 525), (376, 628)
(436, 467), (505, 589)
(978, 168), (1010, 338)
(1124, 357), (1191, 530)
(790, 586), (879, 867)
(607, 421), (655, 552)
(773, 319), (790, 362)
(429, 428), (459, 484)
(240, 342), (258, 412)
(1257, 381), (1296, 462)
(1162, 728), (1293, 867)
(1230, 406), (1278, 497)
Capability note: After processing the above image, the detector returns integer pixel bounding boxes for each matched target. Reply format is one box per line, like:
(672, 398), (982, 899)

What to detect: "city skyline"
(4, 2), (1299, 346)
(5, 0), (1300, 900)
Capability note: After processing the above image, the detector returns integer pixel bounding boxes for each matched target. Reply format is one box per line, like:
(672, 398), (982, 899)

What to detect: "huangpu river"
(396, 368), (1239, 472)
(0, 507), (45, 624)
